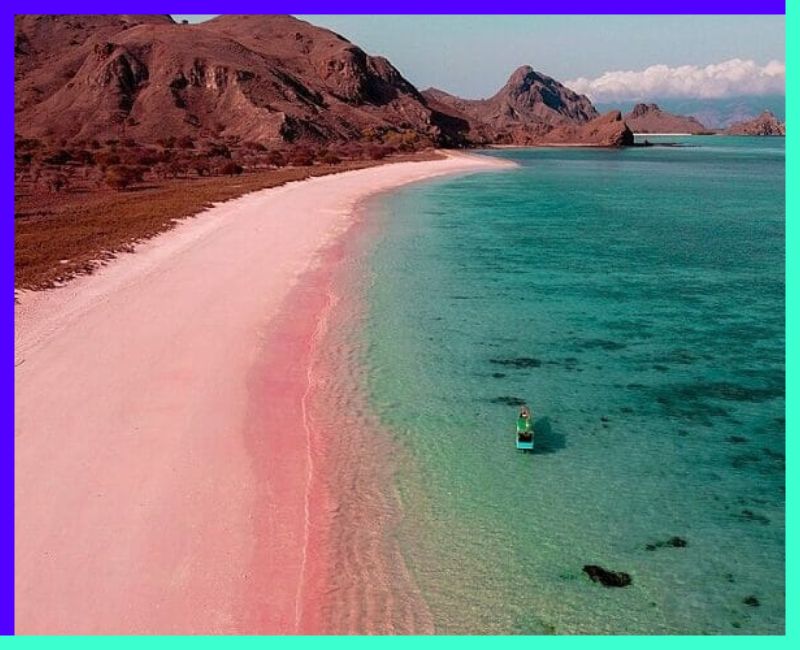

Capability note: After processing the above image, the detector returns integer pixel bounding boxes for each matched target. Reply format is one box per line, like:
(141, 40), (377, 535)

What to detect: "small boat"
(516, 434), (534, 451)
(515, 406), (534, 452)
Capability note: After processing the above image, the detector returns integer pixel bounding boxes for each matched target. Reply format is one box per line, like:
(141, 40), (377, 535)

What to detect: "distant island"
(724, 110), (786, 136)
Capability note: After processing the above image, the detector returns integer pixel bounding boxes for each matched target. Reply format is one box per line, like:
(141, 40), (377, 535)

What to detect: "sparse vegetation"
(104, 164), (146, 190)
(219, 161), (244, 176)
(265, 150), (287, 168)
(14, 133), (442, 289)
(320, 151), (342, 165)
(288, 147), (315, 167)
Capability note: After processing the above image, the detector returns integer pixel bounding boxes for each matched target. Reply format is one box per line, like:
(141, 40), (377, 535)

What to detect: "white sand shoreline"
(14, 151), (513, 634)
(15, 153), (511, 360)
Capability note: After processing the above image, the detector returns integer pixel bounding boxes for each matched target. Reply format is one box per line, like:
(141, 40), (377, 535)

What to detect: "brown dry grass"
(15, 151), (444, 290)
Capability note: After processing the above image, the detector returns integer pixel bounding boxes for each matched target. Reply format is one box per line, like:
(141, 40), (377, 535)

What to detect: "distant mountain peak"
(488, 65), (598, 123)
(498, 65), (559, 98)
(506, 65), (536, 85)
(629, 102), (662, 117)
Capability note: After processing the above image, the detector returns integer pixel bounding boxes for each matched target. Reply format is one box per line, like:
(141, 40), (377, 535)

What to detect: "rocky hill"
(14, 14), (463, 147)
(623, 103), (708, 134)
(725, 110), (785, 136)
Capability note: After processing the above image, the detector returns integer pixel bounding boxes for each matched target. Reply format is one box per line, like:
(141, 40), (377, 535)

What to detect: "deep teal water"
(361, 136), (784, 634)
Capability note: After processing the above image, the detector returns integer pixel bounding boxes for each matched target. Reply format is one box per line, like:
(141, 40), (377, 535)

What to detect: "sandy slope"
(14, 152), (512, 634)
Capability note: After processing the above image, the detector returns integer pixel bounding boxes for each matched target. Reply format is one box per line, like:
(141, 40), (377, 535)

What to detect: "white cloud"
(566, 59), (785, 102)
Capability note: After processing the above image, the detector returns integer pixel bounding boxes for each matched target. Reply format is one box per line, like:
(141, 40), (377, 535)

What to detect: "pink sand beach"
(14, 152), (511, 634)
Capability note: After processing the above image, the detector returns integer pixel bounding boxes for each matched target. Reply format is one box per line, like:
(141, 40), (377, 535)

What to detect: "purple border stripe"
(4, 1), (790, 15)
(3, 6), (14, 638)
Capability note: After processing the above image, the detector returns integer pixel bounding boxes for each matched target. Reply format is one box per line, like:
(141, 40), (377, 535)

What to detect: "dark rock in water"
(580, 338), (627, 351)
(731, 452), (760, 469)
(727, 435), (748, 444)
(490, 396), (527, 406)
(738, 509), (770, 525)
(491, 372), (507, 379)
(762, 447), (785, 462)
(665, 380), (783, 406)
(490, 357), (542, 369)
(656, 349), (699, 365)
(582, 565), (632, 587)
(743, 595), (761, 607)
(653, 389), (730, 424)
(645, 536), (687, 551)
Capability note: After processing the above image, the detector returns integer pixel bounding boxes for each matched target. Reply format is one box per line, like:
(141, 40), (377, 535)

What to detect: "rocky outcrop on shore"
(623, 103), (708, 134)
(541, 110), (634, 147)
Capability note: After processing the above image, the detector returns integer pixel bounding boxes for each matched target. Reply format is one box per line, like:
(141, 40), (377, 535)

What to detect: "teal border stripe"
(1, 635), (795, 645)
(785, 0), (796, 642)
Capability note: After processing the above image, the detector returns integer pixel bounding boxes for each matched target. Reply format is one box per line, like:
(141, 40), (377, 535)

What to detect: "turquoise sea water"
(358, 136), (785, 634)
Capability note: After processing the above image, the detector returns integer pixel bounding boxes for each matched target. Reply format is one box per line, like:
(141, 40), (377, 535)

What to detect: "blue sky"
(172, 15), (785, 100)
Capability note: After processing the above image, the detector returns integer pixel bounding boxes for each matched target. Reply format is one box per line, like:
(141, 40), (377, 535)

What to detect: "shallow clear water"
(360, 136), (785, 634)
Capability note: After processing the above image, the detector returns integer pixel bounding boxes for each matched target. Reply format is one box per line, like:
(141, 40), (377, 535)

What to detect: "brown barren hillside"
(14, 14), (460, 147)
